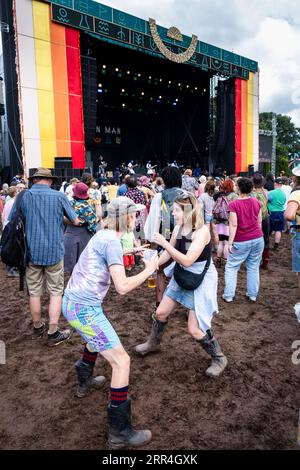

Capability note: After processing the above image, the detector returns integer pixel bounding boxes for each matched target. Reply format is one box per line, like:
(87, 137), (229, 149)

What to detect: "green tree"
(260, 112), (300, 173)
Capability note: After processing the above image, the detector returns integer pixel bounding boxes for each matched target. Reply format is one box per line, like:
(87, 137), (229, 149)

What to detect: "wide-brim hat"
(28, 167), (58, 181)
(139, 176), (150, 186)
(107, 197), (145, 216)
(73, 182), (89, 200)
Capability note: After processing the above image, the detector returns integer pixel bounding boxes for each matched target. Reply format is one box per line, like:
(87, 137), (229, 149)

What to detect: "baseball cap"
(275, 177), (284, 184)
(107, 197), (145, 216)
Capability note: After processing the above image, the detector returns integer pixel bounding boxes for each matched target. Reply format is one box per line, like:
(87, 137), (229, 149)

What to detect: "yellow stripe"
(247, 72), (254, 167)
(33, 1), (56, 167)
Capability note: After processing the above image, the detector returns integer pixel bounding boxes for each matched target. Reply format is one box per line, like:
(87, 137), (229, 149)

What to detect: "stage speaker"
(248, 164), (254, 177)
(81, 55), (97, 145)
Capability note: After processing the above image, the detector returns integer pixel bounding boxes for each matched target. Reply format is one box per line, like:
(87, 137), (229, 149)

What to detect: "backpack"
(212, 196), (230, 222)
(160, 188), (182, 239)
(253, 189), (268, 220)
(0, 191), (28, 291)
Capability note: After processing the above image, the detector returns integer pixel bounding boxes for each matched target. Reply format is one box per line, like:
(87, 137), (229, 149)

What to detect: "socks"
(110, 385), (129, 407)
(82, 345), (98, 365)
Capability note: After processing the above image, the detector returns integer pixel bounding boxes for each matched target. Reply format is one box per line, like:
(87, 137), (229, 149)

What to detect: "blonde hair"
(8, 186), (18, 198)
(184, 169), (193, 177)
(174, 193), (203, 231)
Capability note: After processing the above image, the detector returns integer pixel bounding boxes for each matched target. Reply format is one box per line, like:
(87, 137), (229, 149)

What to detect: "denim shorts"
(292, 234), (300, 273)
(62, 297), (120, 352)
(269, 211), (285, 232)
(164, 282), (195, 310)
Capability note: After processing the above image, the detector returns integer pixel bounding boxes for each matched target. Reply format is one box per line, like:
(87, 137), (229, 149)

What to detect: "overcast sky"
(102, 0), (300, 127)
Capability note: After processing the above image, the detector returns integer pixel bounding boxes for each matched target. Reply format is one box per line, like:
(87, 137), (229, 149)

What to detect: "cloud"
(100, 1), (300, 124)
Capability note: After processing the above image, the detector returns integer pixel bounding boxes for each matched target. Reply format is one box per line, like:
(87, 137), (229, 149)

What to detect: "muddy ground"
(0, 234), (299, 450)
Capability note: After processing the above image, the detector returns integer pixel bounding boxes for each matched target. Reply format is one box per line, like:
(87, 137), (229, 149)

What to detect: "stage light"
(203, 88), (207, 92)
(138, 73), (141, 77)
(159, 79), (162, 82)
(98, 83), (102, 88)
(127, 71), (131, 75)
(159, 96), (162, 99)
(195, 87), (198, 90)
(178, 83), (181, 86)
(102, 65), (106, 69)
(168, 81), (172, 84)
(141, 92), (145, 96)
(115, 67), (119, 72)
(156, 99), (161, 103)
(121, 89), (125, 93)
(149, 76), (152, 79)
(98, 89), (103, 93)
(172, 102), (177, 106)
(175, 98), (179, 102)
(122, 103), (126, 108)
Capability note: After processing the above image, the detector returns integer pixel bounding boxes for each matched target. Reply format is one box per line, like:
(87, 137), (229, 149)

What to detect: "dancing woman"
(135, 191), (227, 378)
(62, 197), (158, 448)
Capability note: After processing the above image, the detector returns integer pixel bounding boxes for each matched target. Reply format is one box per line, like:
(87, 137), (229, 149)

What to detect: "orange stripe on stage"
(241, 80), (248, 173)
(50, 22), (71, 158)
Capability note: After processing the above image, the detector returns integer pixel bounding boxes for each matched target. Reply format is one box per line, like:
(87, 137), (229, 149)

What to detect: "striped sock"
(82, 345), (98, 365)
(110, 385), (129, 407)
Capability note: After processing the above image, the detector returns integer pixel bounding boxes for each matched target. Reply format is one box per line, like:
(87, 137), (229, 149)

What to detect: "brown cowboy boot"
(107, 398), (152, 449)
(134, 314), (167, 356)
(199, 331), (228, 378)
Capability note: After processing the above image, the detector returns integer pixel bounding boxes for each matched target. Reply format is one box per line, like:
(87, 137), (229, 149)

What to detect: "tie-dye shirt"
(64, 230), (124, 305)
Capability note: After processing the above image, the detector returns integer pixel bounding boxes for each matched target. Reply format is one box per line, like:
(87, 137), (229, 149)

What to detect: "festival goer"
(281, 176), (292, 233)
(264, 173), (275, 191)
(199, 180), (218, 251)
(135, 191), (227, 377)
(138, 176), (155, 212)
(213, 179), (238, 268)
(11, 173), (25, 185)
(65, 178), (79, 201)
(144, 166), (182, 306)
(181, 169), (199, 195)
(197, 175), (207, 197)
(223, 178), (264, 303)
(285, 167), (300, 293)
(268, 178), (286, 250)
(9, 168), (81, 344)
(107, 181), (118, 202)
(153, 176), (164, 193)
(1, 183), (9, 201)
(125, 176), (147, 235)
(252, 174), (270, 270)
(2, 186), (19, 277)
(117, 175), (130, 197)
(62, 197), (158, 448)
(81, 173), (102, 221)
(64, 183), (97, 274)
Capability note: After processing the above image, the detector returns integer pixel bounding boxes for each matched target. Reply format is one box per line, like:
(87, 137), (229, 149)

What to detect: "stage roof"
(45, 0), (258, 80)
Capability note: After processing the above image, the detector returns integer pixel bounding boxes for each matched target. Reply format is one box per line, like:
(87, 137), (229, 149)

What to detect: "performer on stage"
(146, 161), (157, 177)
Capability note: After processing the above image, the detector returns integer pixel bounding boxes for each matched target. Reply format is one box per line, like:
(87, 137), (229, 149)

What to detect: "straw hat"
(28, 168), (58, 181)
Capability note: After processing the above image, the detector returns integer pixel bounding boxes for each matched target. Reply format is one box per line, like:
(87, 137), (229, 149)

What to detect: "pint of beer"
(147, 274), (157, 289)
(143, 249), (157, 288)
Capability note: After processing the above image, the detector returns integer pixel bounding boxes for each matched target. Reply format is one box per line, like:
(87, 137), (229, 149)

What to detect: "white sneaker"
(246, 294), (257, 302)
(222, 295), (233, 303)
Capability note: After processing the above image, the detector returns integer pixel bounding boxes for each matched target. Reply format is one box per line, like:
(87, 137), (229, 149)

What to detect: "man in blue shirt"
(11, 168), (81, 345)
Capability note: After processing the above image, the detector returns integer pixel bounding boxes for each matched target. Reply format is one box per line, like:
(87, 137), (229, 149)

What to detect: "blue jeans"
(224, 237), (264, 299)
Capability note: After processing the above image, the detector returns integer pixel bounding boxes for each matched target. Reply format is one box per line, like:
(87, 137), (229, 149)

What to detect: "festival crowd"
(0, 160), (300, 448)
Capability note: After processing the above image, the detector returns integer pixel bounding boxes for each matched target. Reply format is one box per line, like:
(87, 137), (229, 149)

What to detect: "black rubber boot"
(107, 398), (152, 449)
(75, 359), (106, 398)
(134, 314), (167, 356)
(199, 331), (228, 378)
